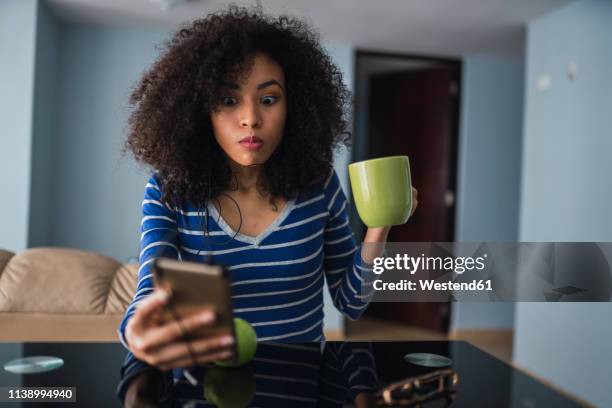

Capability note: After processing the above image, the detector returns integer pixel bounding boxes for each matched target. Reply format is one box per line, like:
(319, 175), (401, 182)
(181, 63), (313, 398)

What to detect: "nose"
(240, 100), (262, 129)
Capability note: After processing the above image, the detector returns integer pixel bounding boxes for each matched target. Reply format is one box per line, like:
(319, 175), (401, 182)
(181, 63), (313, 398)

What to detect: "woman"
(119, 6), (417, 373)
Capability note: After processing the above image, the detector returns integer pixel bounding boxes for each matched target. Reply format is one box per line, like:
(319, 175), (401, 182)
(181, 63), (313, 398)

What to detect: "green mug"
(348, 155), (412, 227)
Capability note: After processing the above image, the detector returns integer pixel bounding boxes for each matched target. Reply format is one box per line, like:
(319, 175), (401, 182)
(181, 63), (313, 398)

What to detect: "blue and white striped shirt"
(119, 169), (373, 346)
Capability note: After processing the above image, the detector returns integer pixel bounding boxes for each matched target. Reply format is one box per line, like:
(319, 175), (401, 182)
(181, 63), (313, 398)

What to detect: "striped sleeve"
(118, 174), (180, 348)
(335, 342), (378, 400)
(318, 342), (379, 405)
(115, 352), (173, 404)
(323, 170), (375, 321)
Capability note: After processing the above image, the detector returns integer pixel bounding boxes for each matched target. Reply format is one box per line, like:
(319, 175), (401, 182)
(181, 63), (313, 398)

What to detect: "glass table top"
(0, 341), (585, 407)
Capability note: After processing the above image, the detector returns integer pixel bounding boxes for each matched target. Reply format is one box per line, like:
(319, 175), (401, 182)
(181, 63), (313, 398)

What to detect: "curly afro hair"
(125, 5), (352, 207)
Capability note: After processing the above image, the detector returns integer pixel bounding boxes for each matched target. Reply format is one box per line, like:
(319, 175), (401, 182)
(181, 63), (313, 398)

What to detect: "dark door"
(362, 65), (460, 333)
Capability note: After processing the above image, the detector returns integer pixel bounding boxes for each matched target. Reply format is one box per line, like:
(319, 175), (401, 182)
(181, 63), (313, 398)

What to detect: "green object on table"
(348, 155), (412, 227)
(204, 366), (256, 408)
(215, 318), (257, 368)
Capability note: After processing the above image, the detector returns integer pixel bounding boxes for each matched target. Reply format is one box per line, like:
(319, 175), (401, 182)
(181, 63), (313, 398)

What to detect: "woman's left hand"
(361, 186), (419, 262)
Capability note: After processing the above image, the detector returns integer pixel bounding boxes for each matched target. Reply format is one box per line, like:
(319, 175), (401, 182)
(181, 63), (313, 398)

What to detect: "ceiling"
(46, 0), (574, 57)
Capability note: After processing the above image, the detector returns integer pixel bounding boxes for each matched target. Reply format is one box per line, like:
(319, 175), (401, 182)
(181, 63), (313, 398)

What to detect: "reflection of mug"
(348, 155), (412, 227)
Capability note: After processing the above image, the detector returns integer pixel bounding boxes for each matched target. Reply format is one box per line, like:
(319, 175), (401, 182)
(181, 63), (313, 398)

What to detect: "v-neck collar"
(206, 197), (296, 246)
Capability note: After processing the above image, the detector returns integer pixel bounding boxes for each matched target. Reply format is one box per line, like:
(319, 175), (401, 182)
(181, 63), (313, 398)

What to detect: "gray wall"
(515, 1), (612, 406)
(451, 56), (524, 330)
(455, 56), (523, 243)
(50, 23), (169, 261)
(0, 0), (37, 252)
(29, 0), (59, 248)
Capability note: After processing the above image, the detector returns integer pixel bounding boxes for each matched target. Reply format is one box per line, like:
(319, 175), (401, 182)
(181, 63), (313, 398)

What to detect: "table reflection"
(118, 341), (378, 407)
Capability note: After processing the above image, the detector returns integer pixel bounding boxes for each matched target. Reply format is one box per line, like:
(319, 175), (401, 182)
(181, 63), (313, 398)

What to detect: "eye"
(222, 97), (238, 106)
(261, 95), (279, 106)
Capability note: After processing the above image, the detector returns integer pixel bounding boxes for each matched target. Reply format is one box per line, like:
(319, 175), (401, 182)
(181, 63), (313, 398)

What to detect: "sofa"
(0, 247), (137, 341)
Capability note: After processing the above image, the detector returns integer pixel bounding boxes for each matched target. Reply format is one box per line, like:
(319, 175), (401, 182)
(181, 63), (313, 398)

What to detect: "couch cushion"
(0, 249), (14, 276)
(105, 263), (138, 314)
(0, 247), (122, 314)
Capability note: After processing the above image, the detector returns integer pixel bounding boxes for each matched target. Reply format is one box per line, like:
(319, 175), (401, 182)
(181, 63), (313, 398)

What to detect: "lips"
(239, 135), (263, 143)
(238, 135), (264, 151)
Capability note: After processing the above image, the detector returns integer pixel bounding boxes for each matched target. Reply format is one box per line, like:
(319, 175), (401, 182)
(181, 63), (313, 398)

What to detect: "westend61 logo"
(372, 253), (488, 275)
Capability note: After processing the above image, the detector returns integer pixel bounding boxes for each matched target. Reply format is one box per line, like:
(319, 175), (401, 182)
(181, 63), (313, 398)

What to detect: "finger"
(146, 334), (234, 368)
(133, 290), (170, 323)
(158, 348), (234, 371)
(149, 310), (167, 326)
(156, 337), (234, 371)
(138, 310), (216, 352)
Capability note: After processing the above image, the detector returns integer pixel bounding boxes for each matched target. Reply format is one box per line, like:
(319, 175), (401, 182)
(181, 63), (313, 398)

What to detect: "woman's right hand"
(125, 289), (235, 371)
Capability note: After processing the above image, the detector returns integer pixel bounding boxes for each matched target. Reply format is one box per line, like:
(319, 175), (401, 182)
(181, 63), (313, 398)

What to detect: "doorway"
(349, 51), (462, 334)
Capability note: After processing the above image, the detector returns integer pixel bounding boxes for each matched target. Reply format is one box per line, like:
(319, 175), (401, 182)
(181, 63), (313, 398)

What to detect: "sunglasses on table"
(376, 369), (459, 407)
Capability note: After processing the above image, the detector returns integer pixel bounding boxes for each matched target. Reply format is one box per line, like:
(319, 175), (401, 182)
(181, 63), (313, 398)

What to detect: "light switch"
(568, 62), (578, 81)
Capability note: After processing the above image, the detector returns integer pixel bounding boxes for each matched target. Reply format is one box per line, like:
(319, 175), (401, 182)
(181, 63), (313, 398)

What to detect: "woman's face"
(211, 53), (287, 169)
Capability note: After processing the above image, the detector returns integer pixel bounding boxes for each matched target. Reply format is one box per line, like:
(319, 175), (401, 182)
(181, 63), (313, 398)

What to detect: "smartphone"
(152, 258), (236, 357)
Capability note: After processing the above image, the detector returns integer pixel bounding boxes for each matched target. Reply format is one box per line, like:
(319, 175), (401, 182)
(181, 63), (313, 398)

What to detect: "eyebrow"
(225, 79), (284, 90)
(257, 80), (283, 90)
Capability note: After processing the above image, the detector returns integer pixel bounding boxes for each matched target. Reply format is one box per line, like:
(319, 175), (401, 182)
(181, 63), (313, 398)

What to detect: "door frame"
(348, 50), (463, 334)
(350, 49), (462, 243)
